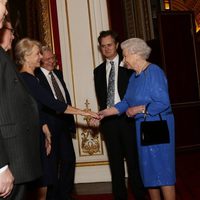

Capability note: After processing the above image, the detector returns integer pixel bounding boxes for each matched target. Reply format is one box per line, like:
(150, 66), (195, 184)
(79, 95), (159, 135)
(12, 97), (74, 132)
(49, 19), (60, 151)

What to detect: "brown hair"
(98, 30), (119, 45)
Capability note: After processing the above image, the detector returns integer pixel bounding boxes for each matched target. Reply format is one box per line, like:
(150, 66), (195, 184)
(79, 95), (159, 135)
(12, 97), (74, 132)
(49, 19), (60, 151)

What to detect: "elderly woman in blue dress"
(94, 38), (176, 200)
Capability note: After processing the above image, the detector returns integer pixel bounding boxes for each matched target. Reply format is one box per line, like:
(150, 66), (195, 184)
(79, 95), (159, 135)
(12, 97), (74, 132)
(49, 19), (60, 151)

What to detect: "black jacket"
(0, 47), (41, 183)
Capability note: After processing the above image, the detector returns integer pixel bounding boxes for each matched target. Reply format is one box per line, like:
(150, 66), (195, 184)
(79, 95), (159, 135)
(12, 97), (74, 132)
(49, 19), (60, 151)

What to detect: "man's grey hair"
(121, 38), (151, 59)
(41, 45), (53, 54)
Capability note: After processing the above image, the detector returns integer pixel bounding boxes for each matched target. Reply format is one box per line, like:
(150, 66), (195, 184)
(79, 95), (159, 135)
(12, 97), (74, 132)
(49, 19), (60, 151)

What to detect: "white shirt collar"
(106, 54), (125, 67)
(40, 67), (52, 77)
(106, 54), (119, 66)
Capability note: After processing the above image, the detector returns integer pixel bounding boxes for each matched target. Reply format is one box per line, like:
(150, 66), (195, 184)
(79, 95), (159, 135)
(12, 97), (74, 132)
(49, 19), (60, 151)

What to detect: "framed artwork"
(8, 0), (62, 67)
(8, 0), (53, 48)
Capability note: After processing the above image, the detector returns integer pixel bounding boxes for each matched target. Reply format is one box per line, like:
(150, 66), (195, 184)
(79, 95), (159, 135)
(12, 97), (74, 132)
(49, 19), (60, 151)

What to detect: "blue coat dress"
(115, 64), (176, 187)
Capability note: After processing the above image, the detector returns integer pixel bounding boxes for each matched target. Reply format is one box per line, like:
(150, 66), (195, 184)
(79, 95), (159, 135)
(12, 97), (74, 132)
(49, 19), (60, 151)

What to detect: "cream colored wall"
(56, 0), (112, 183)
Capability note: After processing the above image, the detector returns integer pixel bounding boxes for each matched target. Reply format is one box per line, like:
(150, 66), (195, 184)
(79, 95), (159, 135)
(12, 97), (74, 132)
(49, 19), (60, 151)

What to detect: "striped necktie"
(49, 71), (65, 102)
(107, 61), (115, 107)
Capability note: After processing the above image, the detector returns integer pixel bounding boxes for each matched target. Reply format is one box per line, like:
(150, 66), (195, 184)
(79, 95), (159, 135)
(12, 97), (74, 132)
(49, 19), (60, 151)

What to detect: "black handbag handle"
(144, 103), (163, 121)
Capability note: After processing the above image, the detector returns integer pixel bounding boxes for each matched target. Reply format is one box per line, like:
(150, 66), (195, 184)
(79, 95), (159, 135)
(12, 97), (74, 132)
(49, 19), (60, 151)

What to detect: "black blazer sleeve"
(53, 70), (76, 133)
(94, 62), (107, 110)
(35, 68), (76, 134)
(20, 72), (68, 113)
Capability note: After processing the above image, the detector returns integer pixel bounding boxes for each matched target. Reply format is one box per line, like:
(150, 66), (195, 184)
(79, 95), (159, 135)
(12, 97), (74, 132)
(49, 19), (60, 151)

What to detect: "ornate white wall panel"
(56, 0), (111, 183)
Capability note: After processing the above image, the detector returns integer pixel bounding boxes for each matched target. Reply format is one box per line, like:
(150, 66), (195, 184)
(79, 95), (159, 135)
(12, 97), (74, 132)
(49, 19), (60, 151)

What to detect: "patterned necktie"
(107, 61), (115, 107)
(49, 72), (65, 102)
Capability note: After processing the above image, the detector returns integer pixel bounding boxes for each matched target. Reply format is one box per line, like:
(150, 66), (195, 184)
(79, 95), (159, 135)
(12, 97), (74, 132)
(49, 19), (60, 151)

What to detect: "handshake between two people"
(87, 105), (146, 127)
(87, 111), (107, 127)
(88, 107), (120, 127)
(81, 107), (118, 127)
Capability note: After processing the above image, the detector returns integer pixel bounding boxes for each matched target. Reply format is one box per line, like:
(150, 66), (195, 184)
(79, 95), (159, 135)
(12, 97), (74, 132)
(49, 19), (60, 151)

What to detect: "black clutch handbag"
(140, 111), (170, 146)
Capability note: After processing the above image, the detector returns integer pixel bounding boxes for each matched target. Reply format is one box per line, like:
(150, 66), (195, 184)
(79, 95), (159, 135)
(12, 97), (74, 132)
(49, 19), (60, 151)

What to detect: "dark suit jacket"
(35, 68), (76, 134)
(0, 47), (41, 184)
(94, 57), (133, 111)
(93, 57), (145, 200)
(35, 68), (76, 198)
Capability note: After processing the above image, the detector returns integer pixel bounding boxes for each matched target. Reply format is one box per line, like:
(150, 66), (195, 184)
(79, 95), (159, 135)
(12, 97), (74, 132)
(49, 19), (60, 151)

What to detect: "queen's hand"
(126, 105), (145, 117)
(98, 107), (119, 117)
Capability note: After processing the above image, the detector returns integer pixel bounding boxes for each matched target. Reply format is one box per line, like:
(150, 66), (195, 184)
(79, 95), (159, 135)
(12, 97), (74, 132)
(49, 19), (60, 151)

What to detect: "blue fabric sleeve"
(146, 65), (171, 115)
(114, 97), (129, 115)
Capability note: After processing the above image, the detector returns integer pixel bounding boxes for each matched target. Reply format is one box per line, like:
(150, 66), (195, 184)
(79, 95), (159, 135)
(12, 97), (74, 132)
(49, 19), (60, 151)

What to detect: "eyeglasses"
(3, 27), (15, 34)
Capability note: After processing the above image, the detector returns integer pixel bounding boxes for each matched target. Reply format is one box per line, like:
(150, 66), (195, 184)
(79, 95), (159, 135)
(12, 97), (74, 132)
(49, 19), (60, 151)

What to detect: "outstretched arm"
(89, 107), (119, 127)
(20, 74), (99, 119)
(98, 107), (119, 118)
(64, 105), (99, 119)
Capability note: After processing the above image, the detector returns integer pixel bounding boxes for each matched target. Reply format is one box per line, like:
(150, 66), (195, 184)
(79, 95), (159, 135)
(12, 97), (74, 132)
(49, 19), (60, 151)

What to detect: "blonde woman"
(15, 38), (98, 200)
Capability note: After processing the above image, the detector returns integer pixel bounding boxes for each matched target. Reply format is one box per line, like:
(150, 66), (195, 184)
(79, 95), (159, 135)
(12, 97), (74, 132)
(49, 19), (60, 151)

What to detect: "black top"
(20, 72), (68, 124)
(35, 68), (76, 134)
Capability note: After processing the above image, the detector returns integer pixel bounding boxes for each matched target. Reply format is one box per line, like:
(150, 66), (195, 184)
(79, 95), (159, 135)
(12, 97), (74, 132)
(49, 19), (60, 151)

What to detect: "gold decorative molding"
(123, 0), (154, 40)
(172, 0), (200, 32)
(123, 0), (136, 38)
(87, 0), (96, 69)
(76, 160), (109, 167)
(81, 129), (100, 155)
(79, 99), (103, 156)
(37, 0), (54, 50)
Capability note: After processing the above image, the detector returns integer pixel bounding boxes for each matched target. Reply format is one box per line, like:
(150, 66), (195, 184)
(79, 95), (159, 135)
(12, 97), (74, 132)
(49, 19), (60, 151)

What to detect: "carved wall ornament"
(79, 99), (103, 156)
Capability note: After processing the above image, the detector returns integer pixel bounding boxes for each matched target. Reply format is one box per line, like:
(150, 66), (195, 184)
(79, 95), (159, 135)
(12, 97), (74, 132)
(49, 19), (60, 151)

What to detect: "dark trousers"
(101, 115), (146, 200)
(1, 184), (26, 200)
(47, 128), (75, 200)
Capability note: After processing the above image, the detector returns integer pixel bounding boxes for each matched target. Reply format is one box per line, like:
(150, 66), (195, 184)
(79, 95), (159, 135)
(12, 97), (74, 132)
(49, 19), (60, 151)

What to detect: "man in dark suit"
(35, 46), (76, 200)
(0, 13), (41, 200)
(93, 30), (146, 200)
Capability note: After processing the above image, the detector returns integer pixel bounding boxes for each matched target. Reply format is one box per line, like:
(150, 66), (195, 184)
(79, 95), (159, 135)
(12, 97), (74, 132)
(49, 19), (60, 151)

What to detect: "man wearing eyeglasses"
(0, 16), (41, 200)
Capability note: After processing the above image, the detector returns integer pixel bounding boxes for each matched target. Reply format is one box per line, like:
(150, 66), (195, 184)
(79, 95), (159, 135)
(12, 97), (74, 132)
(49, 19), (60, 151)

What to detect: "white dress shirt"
(40, 67), (67, 103)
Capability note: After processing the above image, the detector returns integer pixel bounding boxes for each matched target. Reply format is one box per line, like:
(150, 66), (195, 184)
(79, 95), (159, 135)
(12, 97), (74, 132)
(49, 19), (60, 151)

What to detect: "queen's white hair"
(121, 38), (151, 59)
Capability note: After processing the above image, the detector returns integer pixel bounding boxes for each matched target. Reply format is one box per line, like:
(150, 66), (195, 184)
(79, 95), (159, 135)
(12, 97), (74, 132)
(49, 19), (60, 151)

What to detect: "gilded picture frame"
(37, 0), (54, 50)
(8, 0), (54, 49)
